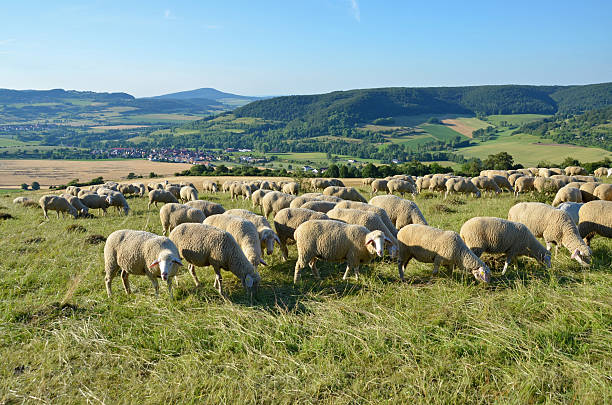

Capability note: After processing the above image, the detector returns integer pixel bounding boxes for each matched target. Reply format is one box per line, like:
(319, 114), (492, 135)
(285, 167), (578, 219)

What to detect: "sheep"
(534, 177), (566, 193)
(362, 178), (375, 185)
(593, 184), (612, 201)
(428, 175), (448, 192)
(179, 186), (199, 202)
(133, 183), (146, 197)
(229, 182), (246, 200)
(222, 181), (233, 193)
(514, 176), (536, 196)
(471, 176), (501, 196)
(371, 179), (389, 195)
(327, 208), (398, 257)
(508, 173), (525, 187)
(165, 185), (181, 199)
(579, 182), (600, 202)
(552, 187), (583, 207)
(335, 200), (398, 236)
(300, 200), (337, 213)
(289, 193), (323, 208)
(387, 179), (417, 197)
(118, 183), (138, 196)
(397, 224), (490, 283)
(459, 217), (551, 274)
(202, 180), (219, 193)
(224, 208), (281, 256)
(105, 191), (130, 215)
(262, 191), (296, 218)
(251, 188), (272, 212)
(104, 230), (183, 298)
(39, 195), (78, 219)
(13, 196), (36, 206)
(550, 175), (574, 183)
(323, 186), (367, 202)
(282, 182), (300, 195)
(594, 167), (608, 178)
(507, 202), (591, 266)
(81, 193), (110, 215)
(293, 220), (391, 282)
(557, 202), (583, 225)
(168, 223), (260, 297)
(538, 168), (553, 178)
(549, 168), (564, 175)
(203, 214), (266, 269)
(578, 200), (612, 246)
(565, 166), (587, 176)
(574, 175), (596, 183)
(66, 186), (81, 196)
(369, 195), (428, 229)
(147, 182), (164, 191)
(60, 193), (89, 216)
(160, 203), (206, 236)
(311, 178), (331, 191)
(148, 189), (179, 209)
(608, 168), (612, 178)
(445, 178), (481, 198)
(96, 187), (115, 196)
(185, 200), (225, 216)
(487, 174), (514, 193)
(103, 181), (119, 190)
(273, 208), (329, 261)
(564, 181), (586, 189)
(416, 177), (431, 193)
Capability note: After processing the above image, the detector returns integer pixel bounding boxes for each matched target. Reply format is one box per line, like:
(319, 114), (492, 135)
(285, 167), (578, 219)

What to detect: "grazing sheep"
(148, 189), (179, 209)
(335, 200), (398, 236)
(301, 200), (337, 213)
(578, 200), (612, 246)
(445, 178), (481, 198)
(224, 208), (281, 256)
(262, 191), (296, 218)
(538, 168), (553, 178)
(259, 180), (271, 190)
(13, 196), (34, 206)
(147, 182), (164, 191)
(293, 220), (390, 282)
(549, 168), (564, 175)
(160, 203), (206, 236)
(60, 193), (89, 216)
(104, 230), (183, 298)
(552, 187), (583, 207)
(460, 217), (551, 274)
(185, 200), (225, 216)
(203, 214), (266, 268)
(557, 202), (583, 225)
(508, 173), (525, 187)
(165, 185), (181, 199)
(428, 175), (448, 192)
(169, 223), (260, 297)
(565, 166), (587, 176)
(282, 182), (300, 195)
(594, 167), (608, 178)
(369, 194), (428, 229)
(387, 179), (417, 197)
(371, 179), (389, 195)
(103, 181), (119, 191)
(66, 186), (81, 196)
(514, 176), (536, 196)
(564, 182), (586, 190)
(39, 195), (78, 219)
(106, 191), (130, 215)
(202, 180), (219, 193)
(323, 186), (367, 202)
(289, 193), (324, 208)
(534, 177), (566, 193)
(397, 224), (490, 283)
(133, 183), (146, 197)
(179, 186), (198, 202)
(471, 176), (501, 196)
(251, 189), (272, 212)
(416, 177), (431, 193)
(311, 178), (332, 191)
(593, 184), (612, 201)
(327, 208), (398, 257)
(273, 208), (329, 260)
(362, 178), (375, 185)
(508, 202), (591, 266)
(222, 181), (233, 193)
(579, 182), (600, 202)
(574, 175), (596, 183)
(488, 175), (514, 193)
(550, 175), (574, 183)
(329, 179), (345, 187)
(118, 184), (138, 196)
(81, 194), (110, 215)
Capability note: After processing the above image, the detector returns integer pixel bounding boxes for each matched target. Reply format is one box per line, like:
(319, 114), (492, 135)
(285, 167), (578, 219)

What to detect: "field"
(441, 118), (491, 138)
(486, 114), (552, 126)
(0, 160), (192, 188)
(1, 178), (610, 403)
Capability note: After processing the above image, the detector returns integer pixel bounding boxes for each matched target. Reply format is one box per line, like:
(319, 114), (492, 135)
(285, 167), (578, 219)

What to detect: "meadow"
(0, 179), (610, 403)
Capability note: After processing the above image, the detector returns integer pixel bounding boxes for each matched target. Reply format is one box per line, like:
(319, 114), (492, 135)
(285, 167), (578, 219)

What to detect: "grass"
(0, 181), (610, 403)
(487, 114), (552, 126)
(420, 124), (468, 142)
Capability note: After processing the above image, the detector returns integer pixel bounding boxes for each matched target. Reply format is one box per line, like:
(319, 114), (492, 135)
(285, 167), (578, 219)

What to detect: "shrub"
(31, 181), (40, 190)
(20, 183), (29, 190)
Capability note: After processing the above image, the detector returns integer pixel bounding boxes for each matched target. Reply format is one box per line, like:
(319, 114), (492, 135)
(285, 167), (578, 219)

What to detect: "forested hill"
(232, 83), (612, 125)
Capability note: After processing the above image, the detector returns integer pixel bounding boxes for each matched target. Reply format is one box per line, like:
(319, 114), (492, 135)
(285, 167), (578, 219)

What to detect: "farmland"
(0, 178), (610, 403)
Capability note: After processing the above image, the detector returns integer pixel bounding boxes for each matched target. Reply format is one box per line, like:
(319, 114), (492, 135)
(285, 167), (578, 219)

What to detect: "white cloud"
(164, 9), (175, 20)
(349, 0), (360, 22)
(0, 39), (16, 46)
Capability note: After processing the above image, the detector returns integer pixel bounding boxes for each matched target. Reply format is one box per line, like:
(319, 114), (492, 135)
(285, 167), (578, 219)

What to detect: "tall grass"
(0, 185), (610, 404)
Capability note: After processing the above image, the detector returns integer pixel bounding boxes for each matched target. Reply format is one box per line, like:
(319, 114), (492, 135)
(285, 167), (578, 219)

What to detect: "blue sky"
(1, 0), (611, 97)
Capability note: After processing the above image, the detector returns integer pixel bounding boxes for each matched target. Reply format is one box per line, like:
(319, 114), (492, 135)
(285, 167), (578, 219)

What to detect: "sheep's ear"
(245, 274), (254, 288)
(260, 258), (268, 266)
(173, 257), (183, 266)
(365, 238), (374, 246)
(148, 259), (160, 269)
(571, 248), (579, 259)
(384, 236), (392, 243)
(274, 234), (281, 244)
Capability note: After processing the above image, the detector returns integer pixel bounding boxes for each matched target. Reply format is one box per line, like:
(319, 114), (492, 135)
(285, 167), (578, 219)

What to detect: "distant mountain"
(0, 88), (134, 104)
(153, 87), (259, 101)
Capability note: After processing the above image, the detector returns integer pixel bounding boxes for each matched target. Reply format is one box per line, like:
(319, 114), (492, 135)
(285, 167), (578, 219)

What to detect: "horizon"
(1, 1), (611, 97)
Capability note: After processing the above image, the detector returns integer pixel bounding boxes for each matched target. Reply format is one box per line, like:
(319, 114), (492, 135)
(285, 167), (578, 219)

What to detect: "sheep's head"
(571, 247), (592, 267)
(365, 230), (388, 258)
(149, 251), (183, 282)
(260, 229), (280, 255)
(472, 265), (491, 283)
(242, 271), (261, 300)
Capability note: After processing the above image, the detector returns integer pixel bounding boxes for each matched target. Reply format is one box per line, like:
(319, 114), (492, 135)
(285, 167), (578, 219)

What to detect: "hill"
(152, 87), (261, 106)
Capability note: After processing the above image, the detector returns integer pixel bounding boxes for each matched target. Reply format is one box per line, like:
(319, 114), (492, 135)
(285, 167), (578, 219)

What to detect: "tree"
(127, 172), (137, 179)
(31, 181), (40, 190)
(149, 172), (158, 178)
(483, 152), (514, 170)
(362, 162), (379, 178)
(560, 157), (580, 168)
(324, 164), (339, 178)
(20, 183), (29, 190)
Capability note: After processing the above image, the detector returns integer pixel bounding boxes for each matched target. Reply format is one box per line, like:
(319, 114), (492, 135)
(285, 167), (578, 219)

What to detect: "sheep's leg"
(213, 267), (223, 296)
(105, 272), (114, 297)
(501, 256), (513, 275)
(167, 279), (173, 299)
(554, 244), (559, 257)
(294, 258), (306, 284)
(56, 211), (60, 219)
(353, 265), (360, 280)
(309, 259), (320, 279)
(42, 208), (48, 219)
(342, 265), (351, 280)
(188, 264), (201, 287)
(433, 256), (442, 275)
(397, 258), (410, 281)
(280, 242), (289, 262)
(144, 269), (159, 297)
(120, 270), (131, 294)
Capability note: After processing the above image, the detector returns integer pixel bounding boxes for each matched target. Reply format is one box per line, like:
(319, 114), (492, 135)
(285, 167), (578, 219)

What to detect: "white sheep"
(556, 202), (583, 225)
(387, 179), (417, 197)
(282, 182), (300, 195)
(202, 180), (219, 193)
(323, 186), (368, 202)
(148, 189), (179, 209)
(160, 203), (207, 236)
(224, 208), (281, 256)
(251, 189), (272, 212)
(262, 191), (296, 218)
(203, 214), (266, 268)
(60, 193), (89, 216)
(179, 185), (199, 202)
(105, 191), (130, 215)
(104, 230), (183, 298)
(169, 223), (260, 297)
(514, 177), (536, 196)
(369, 195), (427, 229)
(552, 187), (583, 207)
(445, 177), (481, 198)
(578, 200), (612, 246)
(334, 200), (398, 236)
(39, 195), (78, 219)
(81, 193), (110, 215)
(508, 202), (591, 266)
(460, 217), (551, 274)
(397, 224), (491, 283)
(293, 220), (391, 282)
(300, 200), (337, 213)
(371, 179), (388, 195)
(273, 208), (329, 260)
(471, 176), (501, 196)
(185, 199), (225, 216)
(593, 184), (612, 201)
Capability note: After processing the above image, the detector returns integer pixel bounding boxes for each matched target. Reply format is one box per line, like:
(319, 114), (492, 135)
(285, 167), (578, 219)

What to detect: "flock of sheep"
(12, 164), (612, 300)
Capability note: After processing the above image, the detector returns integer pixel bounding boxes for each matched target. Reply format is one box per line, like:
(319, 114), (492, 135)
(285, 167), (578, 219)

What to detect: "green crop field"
(420, 124), (469, 142)
(487, 114), (552, 126)
(1, 180), (610, 403)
